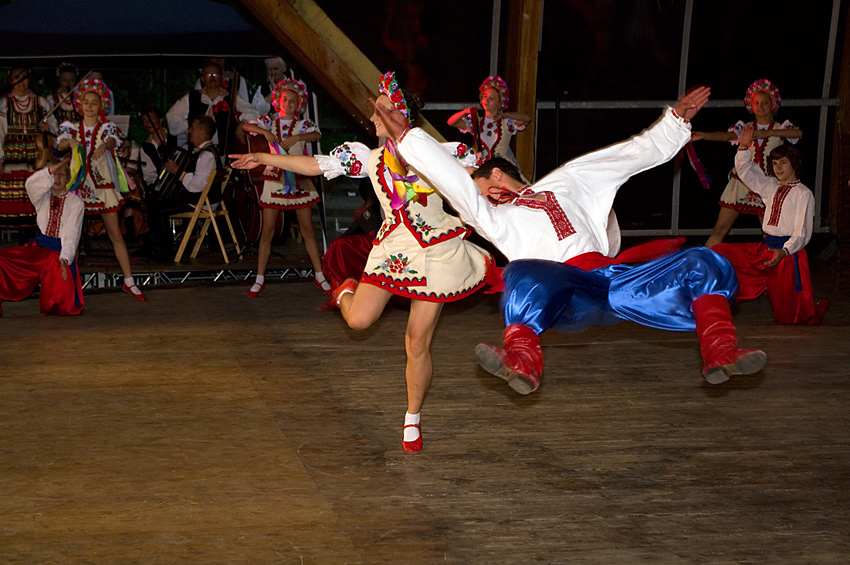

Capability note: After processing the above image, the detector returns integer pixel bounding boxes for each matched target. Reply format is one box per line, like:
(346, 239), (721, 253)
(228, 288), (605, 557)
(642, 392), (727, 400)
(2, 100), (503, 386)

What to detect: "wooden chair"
(171, 167), (241, 264)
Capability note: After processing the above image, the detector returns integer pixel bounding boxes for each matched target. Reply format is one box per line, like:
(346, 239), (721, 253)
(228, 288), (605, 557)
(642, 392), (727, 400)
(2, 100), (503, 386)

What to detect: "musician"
(0, 67), (56, 233)
(251, 57), (289, 117)
(143, 115), (222, 258)
(50, 63), (82, 125)
(138, 109), (176, 186)
(166, 61), (257, 151)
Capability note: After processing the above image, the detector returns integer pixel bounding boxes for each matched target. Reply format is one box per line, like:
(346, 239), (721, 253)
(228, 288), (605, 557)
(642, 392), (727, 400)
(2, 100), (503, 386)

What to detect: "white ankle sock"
(124, 277), (141, 295)
(255, 275), (265, 285)
(403, 412), (421, 441)
(315, 271), (331, 291)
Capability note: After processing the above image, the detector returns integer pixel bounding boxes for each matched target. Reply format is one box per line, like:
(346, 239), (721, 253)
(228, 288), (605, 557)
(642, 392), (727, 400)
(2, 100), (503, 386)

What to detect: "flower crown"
(73, 78), (113, 115)
(378, 71), (411, 125)
(745, 78), (781, 114)
(479, 76), (509, 111)
(272, 77), (308, 117)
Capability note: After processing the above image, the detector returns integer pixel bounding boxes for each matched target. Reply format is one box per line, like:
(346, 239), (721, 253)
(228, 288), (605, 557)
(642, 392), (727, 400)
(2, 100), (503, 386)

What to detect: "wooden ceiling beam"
(236, 0), (444, 140)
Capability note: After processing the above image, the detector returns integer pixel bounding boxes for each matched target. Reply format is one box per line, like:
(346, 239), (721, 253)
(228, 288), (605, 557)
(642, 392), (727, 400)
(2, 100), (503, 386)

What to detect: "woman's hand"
(280, 135), (298, 151)
(263, 129), (277, 143)
(92, 145), (107, 160)
(370, 98), (409, 142)
(229, 153), (263, 169)
(737, 123), (755, 149)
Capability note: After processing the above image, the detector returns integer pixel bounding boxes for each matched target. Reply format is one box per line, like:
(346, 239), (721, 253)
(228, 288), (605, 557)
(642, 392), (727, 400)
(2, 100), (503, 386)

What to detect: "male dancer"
(374, 86), (766, 392)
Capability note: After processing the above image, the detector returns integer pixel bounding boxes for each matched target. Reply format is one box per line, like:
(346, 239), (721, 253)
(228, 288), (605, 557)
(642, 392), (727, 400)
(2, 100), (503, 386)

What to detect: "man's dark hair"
(471, 157), (524, 183)
(768, 145), (802, 177)
(191, 115), (216, 140)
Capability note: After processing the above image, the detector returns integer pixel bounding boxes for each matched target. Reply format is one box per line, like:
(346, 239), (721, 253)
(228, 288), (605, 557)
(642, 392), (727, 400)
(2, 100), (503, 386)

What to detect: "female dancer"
(447, 75), (531, 169)
(0, 67), (56, 233)
(692, 79), (801, 248)
(50, 63), (81, 125)
(241, 78), (327, 297)
(56, 78), (146, 302)
(232, 72), (493, 452)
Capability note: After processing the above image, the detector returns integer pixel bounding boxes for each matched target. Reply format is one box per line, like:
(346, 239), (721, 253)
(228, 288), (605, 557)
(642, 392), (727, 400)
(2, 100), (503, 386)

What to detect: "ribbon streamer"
(684, 142), (712, 190)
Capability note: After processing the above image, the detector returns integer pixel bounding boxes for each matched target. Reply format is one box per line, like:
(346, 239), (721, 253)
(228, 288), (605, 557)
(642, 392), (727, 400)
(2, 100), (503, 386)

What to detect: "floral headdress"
(272, 77), (308, 117)
(745, 79), (781, 114)
(73, 77), (113, 117)
(378, 71), (410, 126)
(479, 76), (509, 111)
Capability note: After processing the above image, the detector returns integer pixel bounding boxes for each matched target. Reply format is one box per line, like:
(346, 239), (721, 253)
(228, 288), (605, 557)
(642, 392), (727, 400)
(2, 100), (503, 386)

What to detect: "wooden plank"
(505, 0), (542, 177)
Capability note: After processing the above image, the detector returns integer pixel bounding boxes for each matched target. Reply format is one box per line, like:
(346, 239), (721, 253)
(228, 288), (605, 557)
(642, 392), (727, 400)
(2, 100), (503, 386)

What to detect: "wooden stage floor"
(1, 270), (848, 562)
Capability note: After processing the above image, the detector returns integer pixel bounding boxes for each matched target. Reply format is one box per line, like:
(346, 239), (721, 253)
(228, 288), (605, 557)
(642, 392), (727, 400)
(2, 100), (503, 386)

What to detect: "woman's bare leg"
(338, 282), (392, 330)
(295, 206), (323, 274)
(404, 300), (443, 414)
(706, 207), (739, 248)
(102, 211), (133, 278)
(257, 207), (280, 278)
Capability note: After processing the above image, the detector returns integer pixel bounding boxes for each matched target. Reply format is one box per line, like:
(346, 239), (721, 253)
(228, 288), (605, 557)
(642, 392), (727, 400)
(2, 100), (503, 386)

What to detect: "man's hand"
(49, 156), (71, 175)
(371, 98), (408, 142)
(764, 248), (787, 268)
(674, 86), (711, 121)
(59, 258), (69, 281)
(164, 160), (180, 174)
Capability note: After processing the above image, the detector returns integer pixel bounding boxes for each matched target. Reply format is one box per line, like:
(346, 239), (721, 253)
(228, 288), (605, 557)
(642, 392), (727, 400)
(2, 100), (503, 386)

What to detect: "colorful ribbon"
(684, 142), (712, 190)
(383, 139), (433, 209)
(67, 144), (86, 192)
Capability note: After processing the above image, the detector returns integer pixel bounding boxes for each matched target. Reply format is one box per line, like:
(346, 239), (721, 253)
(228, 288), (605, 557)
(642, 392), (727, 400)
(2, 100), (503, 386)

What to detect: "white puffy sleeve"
(316, 142), (371, 180)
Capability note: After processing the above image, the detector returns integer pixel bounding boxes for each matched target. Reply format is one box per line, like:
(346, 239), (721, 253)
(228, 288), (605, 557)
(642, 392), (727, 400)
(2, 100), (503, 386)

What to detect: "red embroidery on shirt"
(767, 182), (797, 227)
(46, 193), (66, 237)
(511, 189), (575, 240)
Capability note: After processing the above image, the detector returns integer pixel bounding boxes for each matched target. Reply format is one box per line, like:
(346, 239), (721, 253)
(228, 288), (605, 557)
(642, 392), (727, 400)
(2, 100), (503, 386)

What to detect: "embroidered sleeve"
(445, 142), (477, 168)
(101, 122), (122, 147)
(251, 115), (273, 130)
(780, 119), (801, 144)
(298, 119), (321, 135)
(57, 121), (77, 143)
(316, 142), (370, 179)
(728, 120), (747, 145)
(457, 113), (473, 134)
(507, 117), (527, 133)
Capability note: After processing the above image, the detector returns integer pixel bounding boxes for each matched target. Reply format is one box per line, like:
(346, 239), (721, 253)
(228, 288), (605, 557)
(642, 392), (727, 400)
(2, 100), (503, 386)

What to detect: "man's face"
(52, 167), (70, 192)
(201, 65), (221, 89)
(188, 120), (209, 146)
(266, 58), (287, 84)
(473, 172), (507, 202)
(771, 156), (796, 183)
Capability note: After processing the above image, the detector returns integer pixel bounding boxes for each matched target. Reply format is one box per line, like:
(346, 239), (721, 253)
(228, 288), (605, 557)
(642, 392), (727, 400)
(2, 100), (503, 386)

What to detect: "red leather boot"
(693, 294), (767, 384)
(475, 324), (544, 395)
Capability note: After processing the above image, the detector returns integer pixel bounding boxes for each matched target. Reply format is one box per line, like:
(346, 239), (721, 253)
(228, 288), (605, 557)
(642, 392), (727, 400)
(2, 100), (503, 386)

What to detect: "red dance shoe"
(314, 277), (332, 296)
(247, 283), (265, 298)
(331, 278), (358, 306)
(122, 282), (147, 302)
(402, 424), (422, 453)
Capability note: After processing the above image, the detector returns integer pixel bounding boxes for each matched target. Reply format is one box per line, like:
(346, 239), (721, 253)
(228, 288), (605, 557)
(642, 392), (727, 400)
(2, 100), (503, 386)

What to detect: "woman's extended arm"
(230, 152), (322, 176)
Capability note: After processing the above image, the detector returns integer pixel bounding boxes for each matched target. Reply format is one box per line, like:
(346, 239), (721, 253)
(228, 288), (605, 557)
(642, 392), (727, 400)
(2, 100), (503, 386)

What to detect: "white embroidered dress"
(253, 115), (321, 209)
(317, 141), (492, 301)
